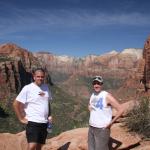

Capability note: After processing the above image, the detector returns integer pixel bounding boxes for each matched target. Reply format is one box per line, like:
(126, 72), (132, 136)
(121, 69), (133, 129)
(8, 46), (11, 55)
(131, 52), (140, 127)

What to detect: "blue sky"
(0, 0), (150, 57)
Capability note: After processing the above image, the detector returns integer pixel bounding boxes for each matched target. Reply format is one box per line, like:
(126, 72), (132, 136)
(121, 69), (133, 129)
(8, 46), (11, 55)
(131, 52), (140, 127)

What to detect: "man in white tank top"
(88, 76), (124, 150)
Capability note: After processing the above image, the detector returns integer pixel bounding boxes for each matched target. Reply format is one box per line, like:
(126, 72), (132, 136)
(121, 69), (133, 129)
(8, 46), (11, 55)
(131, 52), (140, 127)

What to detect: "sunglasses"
(93, 76), (102, 80)
(92, 82), (103, 85)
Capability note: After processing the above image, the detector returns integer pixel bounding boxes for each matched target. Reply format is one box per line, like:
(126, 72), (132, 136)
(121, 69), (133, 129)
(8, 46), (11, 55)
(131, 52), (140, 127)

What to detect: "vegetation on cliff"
(125, 97), (150, 138)
(0, 84), (89, 135)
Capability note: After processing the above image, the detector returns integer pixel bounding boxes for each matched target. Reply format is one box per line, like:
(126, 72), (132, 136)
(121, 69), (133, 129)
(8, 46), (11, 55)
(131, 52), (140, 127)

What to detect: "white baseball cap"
(92, 76), (103, 84)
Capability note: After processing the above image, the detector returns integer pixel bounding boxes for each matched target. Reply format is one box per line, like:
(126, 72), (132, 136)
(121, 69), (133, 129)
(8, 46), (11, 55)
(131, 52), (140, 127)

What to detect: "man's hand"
(88, 104), (96, 111)
(88, 104), (92, 111)
(105, 123), (112, 129)
(13, 100), (27, 124)
(20, 117), (28, 124)
(48, 116), (52, 123)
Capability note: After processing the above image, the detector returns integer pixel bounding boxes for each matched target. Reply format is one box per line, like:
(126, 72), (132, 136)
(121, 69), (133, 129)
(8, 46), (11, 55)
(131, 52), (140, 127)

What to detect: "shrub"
(0, 56), (11, 62)
(125, 97), (150, 138)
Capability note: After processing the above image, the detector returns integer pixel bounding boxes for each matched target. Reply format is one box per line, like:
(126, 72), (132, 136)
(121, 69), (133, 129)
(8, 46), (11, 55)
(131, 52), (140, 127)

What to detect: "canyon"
(0, 36), (150, 149)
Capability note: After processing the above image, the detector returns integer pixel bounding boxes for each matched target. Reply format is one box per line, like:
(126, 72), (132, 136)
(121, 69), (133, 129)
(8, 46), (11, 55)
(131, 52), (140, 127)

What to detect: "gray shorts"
(88, 126), (110, 150)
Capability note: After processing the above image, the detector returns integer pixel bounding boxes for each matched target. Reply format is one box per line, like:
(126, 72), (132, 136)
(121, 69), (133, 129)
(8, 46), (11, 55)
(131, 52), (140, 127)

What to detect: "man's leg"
(36, 144), (42, 150)
(26, 122), (47, 150)
(27, 143), (42, 150)
(27, 143), (37, 150)
(88, 126), (95, 150)
(94, 128), (110, 150)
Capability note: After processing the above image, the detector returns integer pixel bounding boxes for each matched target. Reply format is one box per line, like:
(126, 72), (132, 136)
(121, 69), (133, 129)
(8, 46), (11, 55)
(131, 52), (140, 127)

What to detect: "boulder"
(43, 123), (141, 150)
(0, 124), (143, 150)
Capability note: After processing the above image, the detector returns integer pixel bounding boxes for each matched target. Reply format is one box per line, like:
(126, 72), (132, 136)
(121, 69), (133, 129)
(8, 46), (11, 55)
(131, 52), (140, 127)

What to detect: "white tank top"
(89, 91), (112, 128)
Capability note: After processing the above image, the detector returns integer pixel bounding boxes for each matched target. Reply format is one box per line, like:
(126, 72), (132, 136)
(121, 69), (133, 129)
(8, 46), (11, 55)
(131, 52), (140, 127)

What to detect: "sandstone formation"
(34, 48), (144, 100)
(0, 42), (145, 110)
(44, 124), (142, 150)
(0, 43), (40, 107)
(0, 40), (150, 150)
(0, 43), (146, 103)
(34, 48), (143, 79)
(0, 131), (27, 150)
(0, 43), (53, 107)
(0, 123), (143, 150)
(143, 36), (150, 91)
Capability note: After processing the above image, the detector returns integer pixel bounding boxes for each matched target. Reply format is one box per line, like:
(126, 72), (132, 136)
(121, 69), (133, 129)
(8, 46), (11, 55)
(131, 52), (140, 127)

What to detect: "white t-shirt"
(89, 91), (112, 128)
(16, 83), (52, 123)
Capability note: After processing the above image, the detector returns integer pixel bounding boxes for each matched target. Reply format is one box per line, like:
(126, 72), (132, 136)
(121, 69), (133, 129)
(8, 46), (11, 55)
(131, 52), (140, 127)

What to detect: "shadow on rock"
(57, 142), (71, 150)
(109, 137), (122, 150)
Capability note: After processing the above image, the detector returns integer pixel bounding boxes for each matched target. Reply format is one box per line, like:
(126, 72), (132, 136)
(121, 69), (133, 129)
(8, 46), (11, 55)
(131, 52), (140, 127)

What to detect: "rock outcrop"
(0, 43), (39, 107)
(143, 36), (150, 91)
(0, 123), (144, 150)
(0, 39), (150, 149)
(34, 48), (145, 101)
(34, 48), (143, 78)
(44, 124), (142, 150)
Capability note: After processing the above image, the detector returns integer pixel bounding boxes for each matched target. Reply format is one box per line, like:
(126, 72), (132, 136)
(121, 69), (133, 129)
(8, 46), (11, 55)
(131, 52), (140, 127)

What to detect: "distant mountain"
(0, 42), (146, 135)
(0, 43), (88, 134)
(0, 43), (40, 104)
(0, 43), (145, 104)
(34, 48), (142, 75)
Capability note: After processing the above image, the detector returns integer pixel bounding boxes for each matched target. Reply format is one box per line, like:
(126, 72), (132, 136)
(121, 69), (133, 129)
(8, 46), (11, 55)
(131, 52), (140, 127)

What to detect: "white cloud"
(0, 5), (150, 37)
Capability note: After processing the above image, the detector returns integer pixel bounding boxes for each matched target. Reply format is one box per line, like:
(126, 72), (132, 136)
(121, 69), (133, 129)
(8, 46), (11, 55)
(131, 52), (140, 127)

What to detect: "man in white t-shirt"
(88, 76), (124, 150)
(13, 68), (52, 150)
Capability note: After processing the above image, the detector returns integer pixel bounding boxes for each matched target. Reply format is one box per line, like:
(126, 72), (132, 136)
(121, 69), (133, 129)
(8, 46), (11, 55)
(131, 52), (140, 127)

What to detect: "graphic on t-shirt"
(96, 97), (103, 109)
(91, 97), (103, 110)
(38, 91), (45, 96)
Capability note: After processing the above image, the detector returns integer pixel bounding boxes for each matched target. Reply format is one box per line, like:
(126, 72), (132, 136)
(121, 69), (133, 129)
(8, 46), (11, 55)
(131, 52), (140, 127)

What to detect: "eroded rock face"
(0, 43), (38, 70)
(143, 36), (150, 90)
(0, 124), (143, 150)
(34, 48), (145, 100)
(33, 42), (150, 102)
(44, 124), (141, 150)
(0, 43), (39, 106)
(0, 43), (146, 105)
(34, 48), (143, 78)
(0, 131), (27, 150)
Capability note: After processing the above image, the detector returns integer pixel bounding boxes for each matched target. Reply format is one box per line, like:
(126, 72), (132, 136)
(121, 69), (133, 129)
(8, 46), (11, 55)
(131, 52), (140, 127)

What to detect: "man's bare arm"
(48, 101), (52, 123)
(13, 100), (28, 124)
(106, 94), (124, 128)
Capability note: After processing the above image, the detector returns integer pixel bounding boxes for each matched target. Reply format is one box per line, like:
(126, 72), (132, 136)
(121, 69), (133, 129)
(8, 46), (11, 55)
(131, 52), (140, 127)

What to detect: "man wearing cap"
(88, 76), (124, 150)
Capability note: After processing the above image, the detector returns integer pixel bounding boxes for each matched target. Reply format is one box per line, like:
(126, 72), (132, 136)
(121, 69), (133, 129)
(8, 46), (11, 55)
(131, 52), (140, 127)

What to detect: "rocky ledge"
(0, 123), (145, 150)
